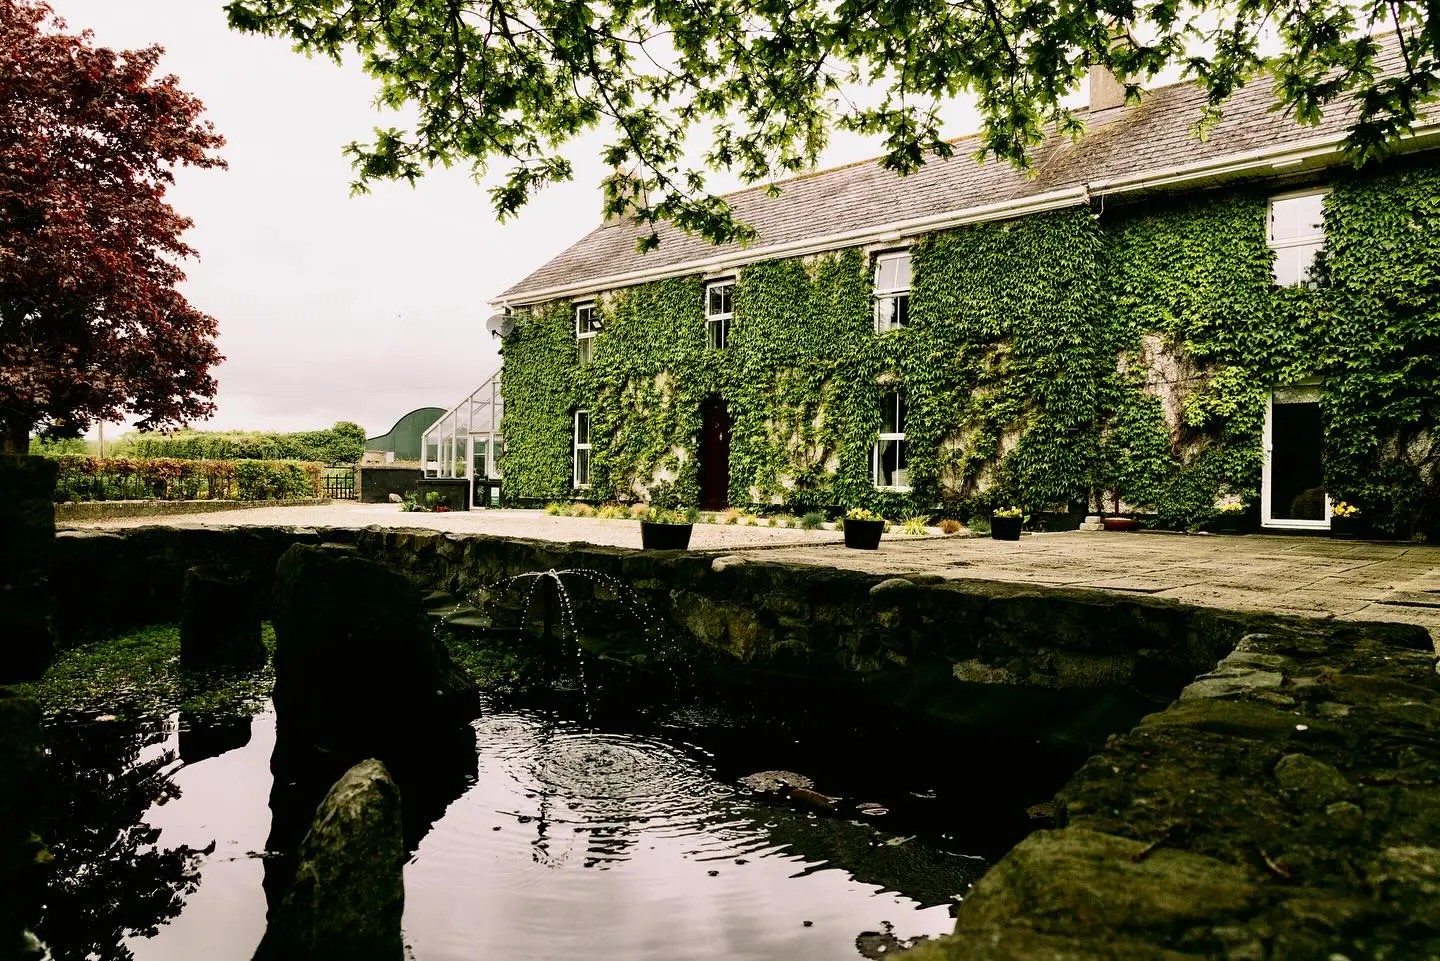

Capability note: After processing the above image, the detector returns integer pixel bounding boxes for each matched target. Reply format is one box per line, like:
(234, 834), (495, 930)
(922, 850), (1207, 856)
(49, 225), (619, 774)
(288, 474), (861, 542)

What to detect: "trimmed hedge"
(51, 457), (323, 503)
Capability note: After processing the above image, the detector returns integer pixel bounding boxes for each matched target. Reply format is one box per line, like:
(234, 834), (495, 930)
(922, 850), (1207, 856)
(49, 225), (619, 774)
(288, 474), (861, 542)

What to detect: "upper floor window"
(874, 251), (911, 332)
(1269, 191), (1327, 287)
(706, 281), (733, 350)
(575, 302), (600, 364)
(872, 390), (909, 490)
(573, 410), (592, 488)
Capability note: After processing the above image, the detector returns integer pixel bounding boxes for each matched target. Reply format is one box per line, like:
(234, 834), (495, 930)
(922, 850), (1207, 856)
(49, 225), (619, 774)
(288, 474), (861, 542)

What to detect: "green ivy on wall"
(499, 158), (1440, 534)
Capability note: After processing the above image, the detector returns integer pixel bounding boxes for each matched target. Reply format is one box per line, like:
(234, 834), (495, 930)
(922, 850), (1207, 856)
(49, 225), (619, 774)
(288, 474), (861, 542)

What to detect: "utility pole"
(97, 420), (105, 458)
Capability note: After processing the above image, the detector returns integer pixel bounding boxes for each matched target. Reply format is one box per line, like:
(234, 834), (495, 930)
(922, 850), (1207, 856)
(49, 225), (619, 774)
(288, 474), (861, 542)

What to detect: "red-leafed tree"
(0, 0), (225, 453)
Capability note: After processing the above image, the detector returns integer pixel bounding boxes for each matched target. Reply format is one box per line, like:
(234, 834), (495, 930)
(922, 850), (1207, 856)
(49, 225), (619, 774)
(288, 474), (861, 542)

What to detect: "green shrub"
(50, 456), (320, 502)
(799, 511), (825, 530)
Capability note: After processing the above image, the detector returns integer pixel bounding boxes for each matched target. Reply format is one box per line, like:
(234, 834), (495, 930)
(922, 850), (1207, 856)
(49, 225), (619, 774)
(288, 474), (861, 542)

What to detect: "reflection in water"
(259, 715), (479, 926)
(37, 714), (210, 961)
(41, 693), (1018, 961)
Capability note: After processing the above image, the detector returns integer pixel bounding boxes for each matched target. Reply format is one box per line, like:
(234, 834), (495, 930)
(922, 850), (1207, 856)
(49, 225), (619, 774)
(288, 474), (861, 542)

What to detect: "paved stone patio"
(65, 501), (1440, 643)
(732, 531), (1440, 642)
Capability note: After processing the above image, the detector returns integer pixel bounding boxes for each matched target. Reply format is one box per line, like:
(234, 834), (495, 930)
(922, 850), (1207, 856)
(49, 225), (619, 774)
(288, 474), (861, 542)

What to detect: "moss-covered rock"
(253, 758), (404, 961)
(270, 544), (479, 754)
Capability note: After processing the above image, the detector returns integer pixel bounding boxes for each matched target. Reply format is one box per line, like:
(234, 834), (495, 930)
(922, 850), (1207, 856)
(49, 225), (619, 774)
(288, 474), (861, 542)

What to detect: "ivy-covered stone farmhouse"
(456, 52), (1440, 535)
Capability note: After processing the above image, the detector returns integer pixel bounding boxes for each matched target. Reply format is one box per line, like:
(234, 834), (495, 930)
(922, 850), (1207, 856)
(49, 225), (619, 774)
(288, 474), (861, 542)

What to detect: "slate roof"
(499, 43), (1428, 304)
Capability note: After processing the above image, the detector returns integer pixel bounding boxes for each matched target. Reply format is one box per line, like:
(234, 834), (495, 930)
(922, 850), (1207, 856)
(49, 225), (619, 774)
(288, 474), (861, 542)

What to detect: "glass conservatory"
(420, 368), (503, 506)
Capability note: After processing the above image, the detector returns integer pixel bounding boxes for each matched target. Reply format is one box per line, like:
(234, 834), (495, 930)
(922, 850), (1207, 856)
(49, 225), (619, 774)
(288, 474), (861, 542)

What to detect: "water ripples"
(468, 714), (778, 866)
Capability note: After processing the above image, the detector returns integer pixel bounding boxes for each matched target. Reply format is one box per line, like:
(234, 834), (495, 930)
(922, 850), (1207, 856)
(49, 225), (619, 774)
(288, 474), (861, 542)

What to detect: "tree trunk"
(0, 417), (30, 454)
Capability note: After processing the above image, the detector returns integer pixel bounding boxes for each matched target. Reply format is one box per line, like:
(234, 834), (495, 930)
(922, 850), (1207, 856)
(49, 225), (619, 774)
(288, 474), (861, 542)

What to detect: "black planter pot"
(1329, 516), (1364, 540)
(1212, 513), (1248, 534)
(640, 521), (693, 550)
(991, 516), (1022, 541)
(843, 519), (884, 550)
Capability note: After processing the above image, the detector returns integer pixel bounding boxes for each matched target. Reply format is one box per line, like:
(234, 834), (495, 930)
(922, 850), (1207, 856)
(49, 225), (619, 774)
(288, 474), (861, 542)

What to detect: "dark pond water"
(37, 682), (1079, 961)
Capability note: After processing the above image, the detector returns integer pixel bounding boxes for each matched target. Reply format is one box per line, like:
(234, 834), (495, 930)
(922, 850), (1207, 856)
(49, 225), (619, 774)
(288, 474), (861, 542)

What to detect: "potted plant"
(991, 506), (1023, 541)
(640, 505), (694, 550)
(1330, 501), (1364, 540)
(842, 508), (885, 550)
(1212, 501), (1249, 534)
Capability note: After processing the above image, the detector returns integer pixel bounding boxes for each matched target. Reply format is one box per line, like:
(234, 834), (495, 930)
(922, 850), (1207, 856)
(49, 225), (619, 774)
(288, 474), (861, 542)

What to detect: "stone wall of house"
(498, 156), (1440, 535)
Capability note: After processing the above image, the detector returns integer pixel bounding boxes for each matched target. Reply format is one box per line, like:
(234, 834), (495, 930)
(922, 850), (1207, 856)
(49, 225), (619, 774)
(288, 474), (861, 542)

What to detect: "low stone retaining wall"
(55, 498), (330, 523)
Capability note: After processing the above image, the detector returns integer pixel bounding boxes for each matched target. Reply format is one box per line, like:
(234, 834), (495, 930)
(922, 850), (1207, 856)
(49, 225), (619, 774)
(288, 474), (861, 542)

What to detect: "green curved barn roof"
(366, 407), (445, 462)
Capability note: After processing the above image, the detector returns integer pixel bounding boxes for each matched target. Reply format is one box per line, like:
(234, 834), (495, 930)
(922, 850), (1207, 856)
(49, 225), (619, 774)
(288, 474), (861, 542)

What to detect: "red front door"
(699, 399), (730, 511)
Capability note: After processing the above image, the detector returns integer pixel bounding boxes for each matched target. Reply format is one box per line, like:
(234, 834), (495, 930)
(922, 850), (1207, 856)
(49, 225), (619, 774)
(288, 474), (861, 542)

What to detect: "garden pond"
(25, 624), (1090, 961)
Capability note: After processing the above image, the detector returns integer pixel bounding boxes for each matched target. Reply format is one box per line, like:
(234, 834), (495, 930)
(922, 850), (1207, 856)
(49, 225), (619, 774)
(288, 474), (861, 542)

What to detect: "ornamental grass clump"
(900, 516), (929, 535)
(938, 518), (963, 534)
(799, 511), (825, 530)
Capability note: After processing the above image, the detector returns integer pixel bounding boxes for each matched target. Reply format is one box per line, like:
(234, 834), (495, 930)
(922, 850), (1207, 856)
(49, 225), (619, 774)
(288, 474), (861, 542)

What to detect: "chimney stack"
(1089, 64), (1127, 112)
(603, 166), (649, 227)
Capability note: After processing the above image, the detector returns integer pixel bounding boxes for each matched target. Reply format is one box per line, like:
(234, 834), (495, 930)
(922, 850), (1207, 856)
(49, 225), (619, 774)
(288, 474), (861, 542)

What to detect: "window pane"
(1271, 194), (1324, 242)
(875, 253), (910, 293)
(578, 338), (593, 364)
(877, 296), (902, 331)
(1273, 243), (1320, 287)
(891, 253), (911, 290)
(707, 317), (728, 350)
(891, 294), (909, 327)
(876, 438), (907, 487)
(575, 448), (590, 487)
(708, 283), (732, 317)
(575, 411), (589, 444)
(882, 391), (900, 434)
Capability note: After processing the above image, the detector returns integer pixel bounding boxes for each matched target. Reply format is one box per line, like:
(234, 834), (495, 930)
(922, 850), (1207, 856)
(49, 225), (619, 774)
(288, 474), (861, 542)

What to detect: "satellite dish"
(485, 311), (516, 338)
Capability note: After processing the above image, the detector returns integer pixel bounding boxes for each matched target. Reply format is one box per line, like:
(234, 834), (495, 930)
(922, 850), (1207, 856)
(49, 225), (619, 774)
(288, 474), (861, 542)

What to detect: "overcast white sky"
(55, 1), (985, 438)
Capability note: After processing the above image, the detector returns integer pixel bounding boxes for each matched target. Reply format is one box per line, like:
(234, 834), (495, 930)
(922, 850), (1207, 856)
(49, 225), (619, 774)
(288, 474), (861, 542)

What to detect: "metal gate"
(323, 467), (357, 500)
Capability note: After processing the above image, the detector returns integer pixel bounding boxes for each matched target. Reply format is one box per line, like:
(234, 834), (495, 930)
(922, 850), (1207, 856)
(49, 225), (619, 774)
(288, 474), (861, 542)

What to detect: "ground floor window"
(573, 410), (592, 488)
(872, 390), (908, 489)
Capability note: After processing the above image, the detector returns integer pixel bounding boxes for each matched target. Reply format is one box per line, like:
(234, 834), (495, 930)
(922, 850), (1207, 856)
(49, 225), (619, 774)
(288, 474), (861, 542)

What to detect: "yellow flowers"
(1332, 501), (1362, 518)
(993, 506), (1023, 518)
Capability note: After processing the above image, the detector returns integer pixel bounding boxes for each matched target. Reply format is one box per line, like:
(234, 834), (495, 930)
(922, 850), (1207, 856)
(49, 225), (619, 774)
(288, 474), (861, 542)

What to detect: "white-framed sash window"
(706, 281), (733, 350)
(575, 301), (600, 364)
(874, 251), (911, 332)
(573, 409), (592, 488)
(872, 389), (909, 489)
(1269, 190), (1327, 287)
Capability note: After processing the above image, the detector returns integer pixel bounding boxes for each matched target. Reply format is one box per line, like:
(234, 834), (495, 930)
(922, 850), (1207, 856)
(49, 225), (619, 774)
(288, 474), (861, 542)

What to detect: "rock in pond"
(741, 770), (814, 793)
(180, 565), (265, 669)
(253, 759), (404, 961)
(270, 544), (480, 754)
